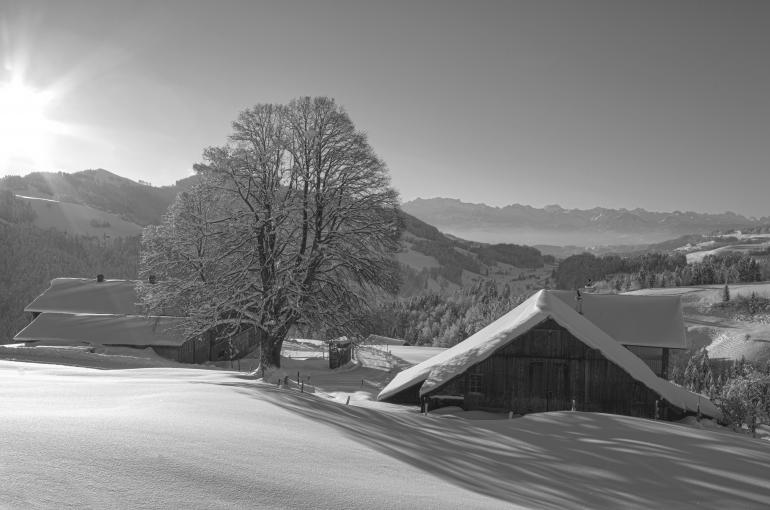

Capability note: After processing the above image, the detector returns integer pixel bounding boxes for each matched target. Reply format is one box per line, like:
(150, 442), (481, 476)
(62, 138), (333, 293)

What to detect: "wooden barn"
(378, 290), (720, 421)
(15, 277), (258, 364)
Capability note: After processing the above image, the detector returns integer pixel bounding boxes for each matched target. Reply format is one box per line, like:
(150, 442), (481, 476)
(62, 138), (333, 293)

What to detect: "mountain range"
(402, 198), (770, 248)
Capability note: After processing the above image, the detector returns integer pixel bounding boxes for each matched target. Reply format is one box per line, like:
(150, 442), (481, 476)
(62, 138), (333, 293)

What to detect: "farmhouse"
(14, 277), (258, 364)
(378, 289), (720, 420)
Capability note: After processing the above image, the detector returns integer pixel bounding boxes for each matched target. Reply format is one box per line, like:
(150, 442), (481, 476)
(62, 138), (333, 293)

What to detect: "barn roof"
(548, 290), (687, 348)
(25, 278), (140, 315)
(13, 313), (189, 348)
(377, 290), (720, 419)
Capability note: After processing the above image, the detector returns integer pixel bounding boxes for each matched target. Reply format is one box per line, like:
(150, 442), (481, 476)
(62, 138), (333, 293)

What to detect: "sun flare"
(0, 78), (56, 169)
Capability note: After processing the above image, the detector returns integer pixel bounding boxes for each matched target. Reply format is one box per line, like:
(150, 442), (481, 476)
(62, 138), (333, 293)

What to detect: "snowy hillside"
(13, 194), (143, 238)
(2, 357), (769, 509)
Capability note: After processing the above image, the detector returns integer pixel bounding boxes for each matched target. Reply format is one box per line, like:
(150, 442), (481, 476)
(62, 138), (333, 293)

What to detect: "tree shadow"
(210, 377), (770, 509)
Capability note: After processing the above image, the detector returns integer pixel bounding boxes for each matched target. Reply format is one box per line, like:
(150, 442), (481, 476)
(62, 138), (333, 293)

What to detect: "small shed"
(328, 337), (353, 369)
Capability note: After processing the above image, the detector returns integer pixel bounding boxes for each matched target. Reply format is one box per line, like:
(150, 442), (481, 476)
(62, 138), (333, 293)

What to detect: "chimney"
(148, 274), (157, 284)
(575, 288), (583, 314)
(96, 274), (105, 283)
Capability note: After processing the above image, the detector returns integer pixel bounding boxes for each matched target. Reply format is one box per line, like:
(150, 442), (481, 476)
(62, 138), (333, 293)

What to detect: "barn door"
(528, 361), (570, 412)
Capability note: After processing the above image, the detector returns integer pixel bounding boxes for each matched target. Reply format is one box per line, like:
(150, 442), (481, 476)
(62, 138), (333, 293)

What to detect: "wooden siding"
(210, 327), (259, 362)
(151, 335), (211, 364)
(426, 319), (678, 419)
(152, 345), (182, 362)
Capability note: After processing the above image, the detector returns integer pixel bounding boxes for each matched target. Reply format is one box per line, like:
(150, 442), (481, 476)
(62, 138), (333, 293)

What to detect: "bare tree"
(139, 97), (402, 368)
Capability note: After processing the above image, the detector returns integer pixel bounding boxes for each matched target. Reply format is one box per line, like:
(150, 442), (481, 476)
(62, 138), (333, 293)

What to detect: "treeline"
(366, 280), (526, 347)
(410, 239), (482, 281)
(674, 349), (770, 436)
(0, 190), (37, 224)
(474, 243), (555, 269)
(554, 252), (686, 289)
(0, 170), (180, 226)
(555, 251), (766, 290)
(0, 222), (139, 341)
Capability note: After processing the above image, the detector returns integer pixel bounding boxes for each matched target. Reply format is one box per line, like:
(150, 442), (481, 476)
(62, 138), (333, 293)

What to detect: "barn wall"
(152, 345), (181, 362)
(193, 335), (211, 363)
(426, 319), (670, 419)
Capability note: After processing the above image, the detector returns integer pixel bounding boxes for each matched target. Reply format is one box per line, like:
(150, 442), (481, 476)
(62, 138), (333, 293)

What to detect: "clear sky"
(1, 0), (768, 216)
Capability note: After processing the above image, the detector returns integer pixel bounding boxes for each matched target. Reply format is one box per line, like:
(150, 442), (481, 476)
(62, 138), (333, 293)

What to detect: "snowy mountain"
(403, 197), (770, 247)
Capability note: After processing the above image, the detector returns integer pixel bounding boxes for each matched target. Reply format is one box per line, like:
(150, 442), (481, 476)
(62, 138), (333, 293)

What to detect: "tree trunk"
(257, 329), (285, 369)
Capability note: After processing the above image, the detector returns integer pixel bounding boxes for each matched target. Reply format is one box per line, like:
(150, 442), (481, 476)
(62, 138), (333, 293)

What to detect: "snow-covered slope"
(1, 361), (768, 509)
(0, 361), (511, 509)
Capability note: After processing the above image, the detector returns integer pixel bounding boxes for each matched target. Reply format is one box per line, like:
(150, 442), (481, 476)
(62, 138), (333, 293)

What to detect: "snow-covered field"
(0, 360), (514, 510)
(386, 346), (446, 365)
(2, 354), (770, 509)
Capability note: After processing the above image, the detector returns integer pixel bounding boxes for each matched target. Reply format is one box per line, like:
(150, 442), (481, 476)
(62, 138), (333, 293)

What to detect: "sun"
(0, 78), (56, 170)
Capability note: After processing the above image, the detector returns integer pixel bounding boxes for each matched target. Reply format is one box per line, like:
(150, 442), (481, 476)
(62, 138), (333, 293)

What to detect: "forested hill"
(396, 211), (555, 295)
(0, 169), (198, 226)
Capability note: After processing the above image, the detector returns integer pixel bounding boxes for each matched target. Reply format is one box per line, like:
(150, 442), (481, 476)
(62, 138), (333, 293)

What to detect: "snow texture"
(378, 290), (720, 419)
(1, 360), (768, 509)
(0, 361), (514, 510)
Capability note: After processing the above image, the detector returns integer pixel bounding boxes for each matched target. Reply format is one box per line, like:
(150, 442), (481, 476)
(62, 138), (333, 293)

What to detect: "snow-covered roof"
(25, 278), (140, 315)
(377, 290), (720, 419)
(548, 290), (687, 348)
(14, 313), (189, 348)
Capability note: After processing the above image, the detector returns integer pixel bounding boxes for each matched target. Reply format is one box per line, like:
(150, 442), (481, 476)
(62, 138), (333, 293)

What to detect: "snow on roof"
(377, 290), (720, 419)
(549, 290), (687, 348)
(25, 278), (140, 315)
(14, 313), (189, 348)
